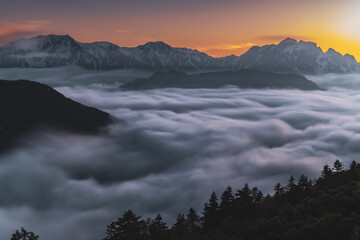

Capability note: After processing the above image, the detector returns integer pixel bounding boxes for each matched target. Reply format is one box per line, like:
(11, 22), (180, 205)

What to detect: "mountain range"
(0, 34), (358, 75)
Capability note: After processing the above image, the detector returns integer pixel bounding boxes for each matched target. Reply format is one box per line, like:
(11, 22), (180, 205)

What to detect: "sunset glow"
(0, 0), (359, 59)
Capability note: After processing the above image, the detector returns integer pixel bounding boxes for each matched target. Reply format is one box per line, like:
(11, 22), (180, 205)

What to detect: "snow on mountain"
(79, 41), (141, 69)
(119, 41), (220, 71)
(0, 35), (358, 75)
(226, 38), (359, 74)
(217, 54), (242, 71)
(0, 34), (87, 68)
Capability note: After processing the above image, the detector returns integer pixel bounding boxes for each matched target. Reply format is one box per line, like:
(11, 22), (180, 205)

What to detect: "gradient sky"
(1, 0), (360, 59)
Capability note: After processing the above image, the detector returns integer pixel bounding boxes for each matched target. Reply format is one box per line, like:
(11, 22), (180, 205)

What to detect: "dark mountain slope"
(0, 80), (111, 151)
(120, 70), (321, 90)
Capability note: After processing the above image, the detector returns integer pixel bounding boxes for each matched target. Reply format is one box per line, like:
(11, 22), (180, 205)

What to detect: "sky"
(0, 0), (360, 59)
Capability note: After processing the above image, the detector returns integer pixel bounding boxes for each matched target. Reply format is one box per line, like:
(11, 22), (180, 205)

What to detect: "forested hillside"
(10, 160), (360, 240)
(102, 160), (360, 240)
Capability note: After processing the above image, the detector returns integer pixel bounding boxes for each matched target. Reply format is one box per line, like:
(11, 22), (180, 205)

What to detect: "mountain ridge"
(0, 79), (111, 151)
(0, 34), (358, 75)
(229, 38), (359, 74)
(120, 70), (322, 90)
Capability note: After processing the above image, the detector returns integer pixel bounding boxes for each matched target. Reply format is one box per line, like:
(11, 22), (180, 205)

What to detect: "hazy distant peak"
(122, 69), (321, 90)
(138, 41), (172, 50)
(3, 34), (77, 51)
(247, 45), (262, 52)
(344, 54), (356, 61)
(224, 54), (238, 59)
(80, 41), (120, 49)
(236, 37), (359, 75)
(82, 41), (115, 45)
(26, 34), (78, 47)
(32, 34), (76, 41)
(279, 38), (297, 45)
(298, 40), (318, 48)
(325, 48), (341, 55)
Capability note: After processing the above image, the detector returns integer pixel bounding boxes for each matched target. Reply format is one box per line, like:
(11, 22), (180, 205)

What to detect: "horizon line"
(1, 33), (357, 60)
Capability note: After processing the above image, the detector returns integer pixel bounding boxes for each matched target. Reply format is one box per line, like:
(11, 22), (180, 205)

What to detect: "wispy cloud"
(198, 43), (256, 57)
(0, 20), (50, 45)
(257, 35), (310, 42)
(115, 29), (130, 33)
(199, 43), (255, 51)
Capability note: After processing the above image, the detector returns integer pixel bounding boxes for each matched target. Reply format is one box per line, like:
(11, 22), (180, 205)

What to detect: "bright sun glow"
(337, 2), (360, 42)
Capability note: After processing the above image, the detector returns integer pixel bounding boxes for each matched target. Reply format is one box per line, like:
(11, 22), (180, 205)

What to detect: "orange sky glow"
(0, 0), (360, 60)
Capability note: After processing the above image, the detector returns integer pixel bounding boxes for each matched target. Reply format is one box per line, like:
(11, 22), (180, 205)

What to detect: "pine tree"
(274, 183), (284, 199)
(186, 208), (200, 231)
(148, 214), (168, 240)
(11, 227), (39, 240)
(104, 210), (146, 240)
(349, 160), (358, 172)
(219, 186), (234, 216)
(349, 161), (359, 179)
(321, 164), (333, 178)
(234, 183), (255, 219)
(235, 183), (253, 206)
(285, 175), (298, 203)
(201, 192), (219, 232)
(286, 175), (296, 192)
(186, 208), (200, 239)
(298, 174), (312, 196)
(171, 214), (187, 240)
(251, 187), (263, 203)
(333, 159), (343, 172)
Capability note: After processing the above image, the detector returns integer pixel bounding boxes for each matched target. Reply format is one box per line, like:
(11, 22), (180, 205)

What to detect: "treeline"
(103, 160), (360, 240)
(10, 160), (360, 240)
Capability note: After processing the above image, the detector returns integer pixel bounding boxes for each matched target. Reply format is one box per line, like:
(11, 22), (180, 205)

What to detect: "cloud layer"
(0, 69), (359, 240)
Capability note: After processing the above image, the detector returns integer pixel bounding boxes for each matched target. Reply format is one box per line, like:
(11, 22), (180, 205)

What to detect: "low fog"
(0, 68), (360, 240)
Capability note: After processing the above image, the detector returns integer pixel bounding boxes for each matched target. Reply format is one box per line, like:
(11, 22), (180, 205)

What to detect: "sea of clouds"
(0, 67), (359, 240)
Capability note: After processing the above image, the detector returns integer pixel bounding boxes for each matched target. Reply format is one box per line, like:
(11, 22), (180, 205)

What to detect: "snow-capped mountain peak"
(0, 35), (358, 74)
(0, 34), (87, 68)
(279, 38), (297, 46)
(138, 41), (172, 51)
(5, 34), (78, 52)
(232, 38), (359, 74)
(119, 41), (219, 71)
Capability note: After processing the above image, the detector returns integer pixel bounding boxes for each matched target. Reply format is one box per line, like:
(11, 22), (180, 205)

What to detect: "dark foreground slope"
(0, 80), (111, 151)
(103, 160), (360, 240)
(120, 70), (321, 90)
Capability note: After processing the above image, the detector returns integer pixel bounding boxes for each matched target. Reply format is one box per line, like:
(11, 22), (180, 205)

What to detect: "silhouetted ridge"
(120, 70), (321, 90)
(138, 41), (173, 50)
(279, 37), (297, 45)
(0, 80), (111, 151)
